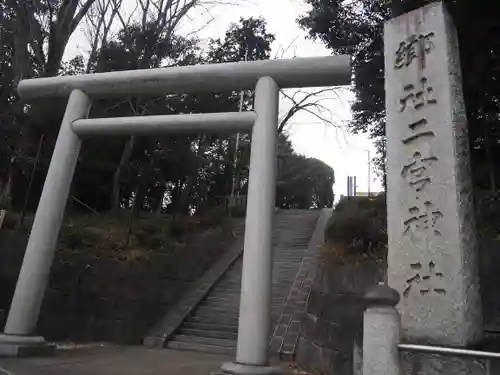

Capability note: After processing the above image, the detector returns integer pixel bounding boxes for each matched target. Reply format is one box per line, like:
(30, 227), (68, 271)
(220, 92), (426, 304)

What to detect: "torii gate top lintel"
(17, 55), (352, 100)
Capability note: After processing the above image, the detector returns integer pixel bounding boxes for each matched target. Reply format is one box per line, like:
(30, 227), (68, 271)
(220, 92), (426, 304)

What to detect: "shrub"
(2, 211), (18, 230)
(324, 195), (387, 261)
(229, 204), (247, 218)
(198, 207), (228, 229)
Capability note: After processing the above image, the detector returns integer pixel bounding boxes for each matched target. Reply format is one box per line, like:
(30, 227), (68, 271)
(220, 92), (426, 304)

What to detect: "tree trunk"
(155, 187), (165, 216)
(112, 136), (136, 211)
(0, 169), (13, 209)
(179, 135), (210, 212)
(124, 185), (139, 248)
(484, 122), (496, 193)
(179, 172), (197, 213)
(170, 180), (184, 214)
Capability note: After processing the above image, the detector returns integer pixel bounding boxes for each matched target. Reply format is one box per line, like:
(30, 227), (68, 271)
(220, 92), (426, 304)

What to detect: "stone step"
(166, 340), (235, 355)
(205, 293), (240, 299)
(183, 322), (238, 333)
(198, 302), (284, 312)
(214, 280), (241, 285)
(178, 328), (238, 340)
(272, 285), (292, 289)
(199, 302), (240, 309)
(207, 295), (240, 301)
(273, 262), (301, 266)
(173, 334), (236, 348)
(206, 292), (287, 301)
(210, 287), (241, 293)
(192, 310), (281, 324)
(195, 306), (240, 317)
(274, 246), (308, 250)
(204, 298), (240, 306)
(210, 289), (241, 295)
(272, 278), (298, 284)
(200, 301), (240, 309)
(190, 315), (240, 326)
(214, 283), (242, 289)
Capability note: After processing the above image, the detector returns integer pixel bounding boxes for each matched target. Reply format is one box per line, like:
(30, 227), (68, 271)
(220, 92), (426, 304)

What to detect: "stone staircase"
(166, 209), (321, 355)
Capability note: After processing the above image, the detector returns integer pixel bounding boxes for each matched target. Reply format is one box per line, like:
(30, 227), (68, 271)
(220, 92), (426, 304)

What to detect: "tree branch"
(70, 0), (98, 35)
(277, 88), (345, 133)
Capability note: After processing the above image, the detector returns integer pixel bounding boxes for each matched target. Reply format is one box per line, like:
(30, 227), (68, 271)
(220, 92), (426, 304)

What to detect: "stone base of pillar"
(401, 352), (489, 375)
(0, 334), (55, 357)
(212, 362), (283, 375)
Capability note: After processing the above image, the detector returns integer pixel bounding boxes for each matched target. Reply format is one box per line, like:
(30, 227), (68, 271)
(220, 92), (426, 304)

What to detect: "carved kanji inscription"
(403, 201), (443, 238)
(401, 151), (438, 194)
(403, 261), (446, 298)
(400, 77), (437, 112)
(402, 118), (435, 145)
(394, 32), (435, 70)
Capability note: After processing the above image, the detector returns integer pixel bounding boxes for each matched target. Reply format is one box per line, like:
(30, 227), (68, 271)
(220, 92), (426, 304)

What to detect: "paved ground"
(0, 346), (234, 375)
(0, 346), (298, 375)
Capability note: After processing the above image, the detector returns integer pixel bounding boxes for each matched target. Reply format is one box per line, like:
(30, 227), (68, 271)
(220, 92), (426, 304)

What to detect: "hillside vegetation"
(0, 210), (239, 343)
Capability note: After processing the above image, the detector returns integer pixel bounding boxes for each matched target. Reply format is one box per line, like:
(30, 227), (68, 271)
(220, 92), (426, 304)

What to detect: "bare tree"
(5, 0), (101, 207)
(9, 0), (99, 82)
(110, 0), (229, 211)
(84, 0), (125, 72)
(278, 87), (348, 134)
(271, 37), (349, 134)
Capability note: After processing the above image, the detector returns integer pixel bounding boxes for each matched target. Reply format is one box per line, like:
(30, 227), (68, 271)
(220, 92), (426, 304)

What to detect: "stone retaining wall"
(296, 259), (384, 375)
(295, 236), (500, 375)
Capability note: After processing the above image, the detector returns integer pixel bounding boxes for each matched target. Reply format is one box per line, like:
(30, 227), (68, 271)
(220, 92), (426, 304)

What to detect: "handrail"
(398, 343), (500, 360)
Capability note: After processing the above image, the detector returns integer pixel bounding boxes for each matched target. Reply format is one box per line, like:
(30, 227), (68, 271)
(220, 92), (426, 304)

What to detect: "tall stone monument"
(385, 1), (482, 348)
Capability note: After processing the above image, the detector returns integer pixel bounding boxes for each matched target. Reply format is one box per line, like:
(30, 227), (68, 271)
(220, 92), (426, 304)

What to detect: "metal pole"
(3, 89), (91, 336)
(398, 344), (500, 360)
(236, 77), (279, 366)
(365, 150), (371, 196)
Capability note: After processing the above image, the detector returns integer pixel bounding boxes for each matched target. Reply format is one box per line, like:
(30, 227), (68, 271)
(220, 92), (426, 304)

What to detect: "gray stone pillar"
(362, 285), (402, 375)
(384, 1), (482, 347)
(0, 89), (91, 356)
(214, 77), (282, 375)
(384, 3), (488, 374)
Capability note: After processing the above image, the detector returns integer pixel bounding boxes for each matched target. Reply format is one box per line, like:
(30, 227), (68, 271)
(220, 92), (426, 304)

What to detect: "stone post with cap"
(362, 284), (402, 375)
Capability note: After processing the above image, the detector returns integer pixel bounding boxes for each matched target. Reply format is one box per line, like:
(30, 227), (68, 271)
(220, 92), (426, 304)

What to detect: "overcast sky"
(67, 0), (383, 199)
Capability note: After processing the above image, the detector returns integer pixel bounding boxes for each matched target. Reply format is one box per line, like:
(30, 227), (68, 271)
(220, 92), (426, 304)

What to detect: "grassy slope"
(0, 210), (240, 343)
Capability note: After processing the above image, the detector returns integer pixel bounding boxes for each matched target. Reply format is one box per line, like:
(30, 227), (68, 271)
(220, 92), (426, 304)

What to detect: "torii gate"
(0, 56), (350, 374)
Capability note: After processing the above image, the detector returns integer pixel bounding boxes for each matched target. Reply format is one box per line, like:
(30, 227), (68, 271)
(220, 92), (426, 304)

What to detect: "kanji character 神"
(403, 201), (443, 238)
